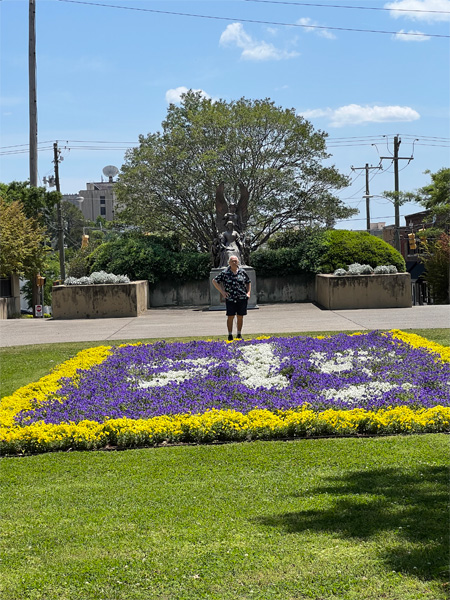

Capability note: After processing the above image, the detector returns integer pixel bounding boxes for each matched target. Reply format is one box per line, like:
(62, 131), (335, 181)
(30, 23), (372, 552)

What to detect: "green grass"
(1, 328), (448, 399)
(1, 329), (449, 599)
(1, 435), (448, 600)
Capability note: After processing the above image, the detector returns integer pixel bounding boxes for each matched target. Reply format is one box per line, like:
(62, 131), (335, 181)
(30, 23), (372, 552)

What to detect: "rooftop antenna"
(102, 165), (119, 183)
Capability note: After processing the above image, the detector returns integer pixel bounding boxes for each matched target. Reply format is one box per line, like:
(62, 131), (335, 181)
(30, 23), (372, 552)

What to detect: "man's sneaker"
(228, 334), (233, 341)
(236, 333), (242, 339)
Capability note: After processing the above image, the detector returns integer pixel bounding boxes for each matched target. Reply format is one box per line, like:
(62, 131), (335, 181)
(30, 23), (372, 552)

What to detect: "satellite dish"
(102, 165), (119, 181)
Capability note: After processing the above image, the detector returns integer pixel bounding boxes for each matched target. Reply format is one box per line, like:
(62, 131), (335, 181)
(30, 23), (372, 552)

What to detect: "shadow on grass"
(255, 466), (449, 582)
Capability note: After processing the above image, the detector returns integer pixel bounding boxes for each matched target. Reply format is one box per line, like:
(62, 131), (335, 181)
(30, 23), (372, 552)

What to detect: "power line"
(55, 0), (450, 39)
(1, 134), (448, 157)
(244, 0), (450, 15)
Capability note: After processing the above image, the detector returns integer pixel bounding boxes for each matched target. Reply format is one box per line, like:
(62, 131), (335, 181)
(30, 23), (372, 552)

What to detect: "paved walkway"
(0, 304), (448, 347)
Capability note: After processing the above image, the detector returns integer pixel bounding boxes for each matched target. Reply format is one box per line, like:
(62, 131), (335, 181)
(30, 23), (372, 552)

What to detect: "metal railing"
(411, 280), (433, 306)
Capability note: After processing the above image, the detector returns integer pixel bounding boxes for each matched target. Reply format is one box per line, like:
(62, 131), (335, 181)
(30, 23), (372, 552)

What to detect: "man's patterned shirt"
(214, 266), (250, 301)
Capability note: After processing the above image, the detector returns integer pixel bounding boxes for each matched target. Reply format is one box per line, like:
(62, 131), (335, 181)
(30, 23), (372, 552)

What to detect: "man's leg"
(227, 315), (234, 336)
(236, 315), (243, 337)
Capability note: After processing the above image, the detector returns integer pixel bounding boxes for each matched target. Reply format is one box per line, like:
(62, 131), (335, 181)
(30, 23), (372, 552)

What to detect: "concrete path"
(0, 304), (448, 347)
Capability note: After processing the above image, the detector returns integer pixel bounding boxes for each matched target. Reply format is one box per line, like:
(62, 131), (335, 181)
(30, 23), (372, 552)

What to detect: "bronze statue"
(218, 221), (244, 267)
(215, 182), (248, 234)
(214, 182), (249, 266)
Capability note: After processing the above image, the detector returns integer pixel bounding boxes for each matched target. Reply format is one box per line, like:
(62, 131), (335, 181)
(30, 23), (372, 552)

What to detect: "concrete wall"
(257, 274), (315, 304)
(148, 273), (315, 307)
(149, 279), (210, 307)
(315, 273), (412, 310)
(52, 280), (148, 319)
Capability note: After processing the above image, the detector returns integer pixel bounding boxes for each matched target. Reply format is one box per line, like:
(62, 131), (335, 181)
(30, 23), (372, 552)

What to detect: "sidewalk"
(0, 304), (448, 348)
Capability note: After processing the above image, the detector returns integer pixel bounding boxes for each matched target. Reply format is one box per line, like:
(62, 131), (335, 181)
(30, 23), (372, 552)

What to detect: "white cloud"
(393, 29), (431, 40)
(299, 104), (420, 127)
(297, 17), (336, 39)
(300, 108), (331, 119)
(384, 0), (450, 22)
(165, 87), (211, 105)
(219, 23), (299, 61)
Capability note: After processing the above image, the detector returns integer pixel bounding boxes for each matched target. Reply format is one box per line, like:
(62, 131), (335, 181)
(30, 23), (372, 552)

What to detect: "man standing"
(212, 255), (251, 341)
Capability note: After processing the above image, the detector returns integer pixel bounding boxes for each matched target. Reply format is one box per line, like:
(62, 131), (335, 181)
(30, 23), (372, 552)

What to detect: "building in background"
(63, 166), (119, 222)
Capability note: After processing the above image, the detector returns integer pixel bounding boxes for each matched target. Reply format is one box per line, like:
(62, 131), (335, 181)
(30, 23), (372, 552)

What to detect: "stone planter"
(52, 280), (148, 319)
(0, 274), (20, 319)
(315, 273), (412, 310)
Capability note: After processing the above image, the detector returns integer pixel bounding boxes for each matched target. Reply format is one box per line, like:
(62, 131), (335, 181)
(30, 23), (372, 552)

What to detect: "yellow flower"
(388, 329), (450, 362)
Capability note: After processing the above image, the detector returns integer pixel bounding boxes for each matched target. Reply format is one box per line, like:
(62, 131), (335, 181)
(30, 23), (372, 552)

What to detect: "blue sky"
(1, 0), (449, 229)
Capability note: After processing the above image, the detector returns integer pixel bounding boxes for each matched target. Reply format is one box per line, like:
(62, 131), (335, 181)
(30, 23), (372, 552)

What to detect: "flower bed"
(1, 330), (449, 454)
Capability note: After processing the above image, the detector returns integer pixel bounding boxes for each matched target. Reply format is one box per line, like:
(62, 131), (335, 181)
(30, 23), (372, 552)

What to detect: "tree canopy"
(0, 197), (47, 277)
(116, 92), (355, 256)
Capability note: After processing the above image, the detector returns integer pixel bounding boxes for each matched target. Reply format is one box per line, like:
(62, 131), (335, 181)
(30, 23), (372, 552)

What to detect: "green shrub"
(251, 228), (404, 276)
(87, 233), (211, 284)
(67, 248), (91, 278)
(421, 233), (450, 304)
(251, 228), (326, 276)
(319, 230), (406, 273)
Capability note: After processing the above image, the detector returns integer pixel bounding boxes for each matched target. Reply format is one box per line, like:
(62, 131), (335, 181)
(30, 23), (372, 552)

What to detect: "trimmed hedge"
(251, 229), (405, 276)
(319, 230), (406, 274)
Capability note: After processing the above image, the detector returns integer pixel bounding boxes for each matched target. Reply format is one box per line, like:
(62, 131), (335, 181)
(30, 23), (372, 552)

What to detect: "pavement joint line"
(330, 310), (370, 330)
(104, 318), (136, 341)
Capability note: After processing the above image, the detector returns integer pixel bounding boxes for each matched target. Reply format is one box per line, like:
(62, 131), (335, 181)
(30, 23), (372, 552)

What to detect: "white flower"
(322, 381), (415, 405)
(135, 357), (215, 388)
(233, 344), (289, 389)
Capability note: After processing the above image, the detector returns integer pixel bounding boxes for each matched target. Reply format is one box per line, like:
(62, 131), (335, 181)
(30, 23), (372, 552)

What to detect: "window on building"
(100, 196), (106, 205)
(100, 206), (106, 216)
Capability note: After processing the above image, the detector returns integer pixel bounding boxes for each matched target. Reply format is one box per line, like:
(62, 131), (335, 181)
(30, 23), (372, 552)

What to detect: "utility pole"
(380, 135), (413, 250)
(53, 142), (66, 282)
(351, 164), (381, 232)
(29, 0), (38, 186)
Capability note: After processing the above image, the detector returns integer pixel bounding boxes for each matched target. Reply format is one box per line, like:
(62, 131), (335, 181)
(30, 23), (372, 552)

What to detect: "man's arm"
(246, 281), (251, 298)
(212, 279), (228, 298)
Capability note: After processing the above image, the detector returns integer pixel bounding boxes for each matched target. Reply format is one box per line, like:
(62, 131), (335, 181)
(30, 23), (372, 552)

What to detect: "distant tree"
(420, 232), (450, 304)
(46, 201), (90, 249)
(0, 181), (60, 223)
(383, 167), (450, 228)
(418, 167), (450, 226)
(116, 92), (355, 257)
(0, 197), (47, 277)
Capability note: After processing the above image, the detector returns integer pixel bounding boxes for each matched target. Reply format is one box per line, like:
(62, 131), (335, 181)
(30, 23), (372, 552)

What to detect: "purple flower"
(15, 333), (450, 426)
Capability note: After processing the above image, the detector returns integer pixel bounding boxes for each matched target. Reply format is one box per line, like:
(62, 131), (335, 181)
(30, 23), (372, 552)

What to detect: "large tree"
(116, 92), (354, 257)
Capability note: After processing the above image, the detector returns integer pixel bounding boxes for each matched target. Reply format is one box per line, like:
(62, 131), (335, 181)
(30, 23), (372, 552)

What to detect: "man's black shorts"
(226, 298), (248, 316)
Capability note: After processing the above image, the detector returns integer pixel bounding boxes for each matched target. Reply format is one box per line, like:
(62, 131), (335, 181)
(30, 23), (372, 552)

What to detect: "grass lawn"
(1, 435), (448, 600)
(1, 329), (449, 599)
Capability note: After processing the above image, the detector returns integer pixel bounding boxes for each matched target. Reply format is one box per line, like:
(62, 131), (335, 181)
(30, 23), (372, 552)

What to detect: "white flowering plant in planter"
(64, 271), (130, 285)
(334, 263), (398, 276)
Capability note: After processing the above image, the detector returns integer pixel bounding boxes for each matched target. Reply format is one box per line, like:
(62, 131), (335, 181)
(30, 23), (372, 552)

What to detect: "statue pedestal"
(209, 267), (259, 310)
